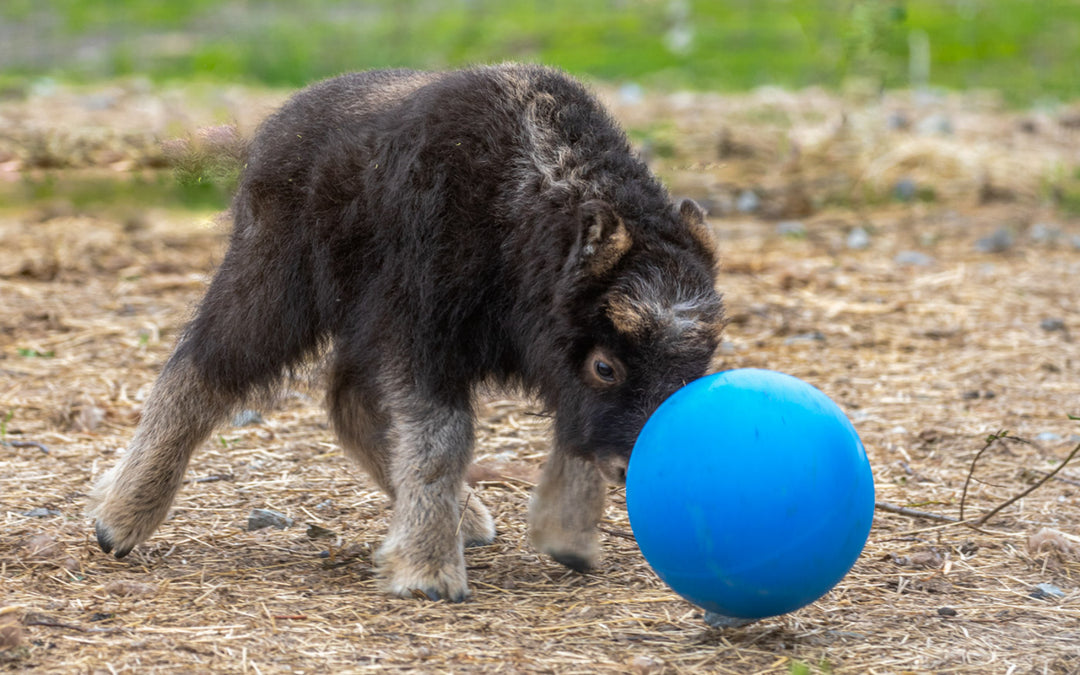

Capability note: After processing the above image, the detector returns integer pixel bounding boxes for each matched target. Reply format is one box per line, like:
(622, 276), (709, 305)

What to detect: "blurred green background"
(2, 0), (1079, 105)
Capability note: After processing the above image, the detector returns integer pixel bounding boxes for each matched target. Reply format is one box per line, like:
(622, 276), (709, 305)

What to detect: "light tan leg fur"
(88, 357), (235, 557)
(528, 447), (607, 572)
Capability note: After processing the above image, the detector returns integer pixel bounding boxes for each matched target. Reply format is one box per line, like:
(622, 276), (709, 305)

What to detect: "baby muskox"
(89, 64), (724, 601)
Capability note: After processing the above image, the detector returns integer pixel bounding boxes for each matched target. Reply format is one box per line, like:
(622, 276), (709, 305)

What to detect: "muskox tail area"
(90, 207), (325, 558)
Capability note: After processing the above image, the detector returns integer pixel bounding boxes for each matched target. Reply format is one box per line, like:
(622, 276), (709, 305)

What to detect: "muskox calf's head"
(554, 198), (724, 482)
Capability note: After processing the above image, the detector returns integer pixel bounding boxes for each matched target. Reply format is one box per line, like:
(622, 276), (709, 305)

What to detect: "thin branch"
(4, 440), (50, 453)
(958, 431), (1031, 522)
(875, 501), (959, 523)
(1025, 469), (1080, 488)
(597, 526), (636, 541)
(973, 440), (1080, 528)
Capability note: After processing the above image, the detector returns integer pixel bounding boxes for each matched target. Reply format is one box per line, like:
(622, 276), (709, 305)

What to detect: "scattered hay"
(1, 85), (1079, 673)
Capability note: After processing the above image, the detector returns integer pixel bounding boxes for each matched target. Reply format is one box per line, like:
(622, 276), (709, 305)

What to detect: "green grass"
(5, 171), (234, 213)
(1, 0), (1078, 104)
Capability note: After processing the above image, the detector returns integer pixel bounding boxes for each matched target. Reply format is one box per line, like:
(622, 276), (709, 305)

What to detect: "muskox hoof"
(413, 585), (470, 603)
(550, 551), (593, 574)
(94, 521), (133, 559)
(374, 540), (471, 603)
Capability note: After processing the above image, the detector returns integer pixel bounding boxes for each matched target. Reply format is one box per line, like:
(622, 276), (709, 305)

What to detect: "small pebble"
(777, 220), (806, 237)
(247, 508), (293, 531)
(1029, 222), (1061, 244)
(937, 606), (958, 616)
(886, 110), (910, 130)
(735, 189), (760, 213)
(894, 251), (934, 267)
(231, 409), (264, 427)
(846, 226), (870, 250)
(22, 508), (61, 518)
(1031, 583), (1065, 599)
(916, 113), (953, 136)
(783, 331), (825, 345)
(306, 524), (336, 539)
(975, 228), (1014, 253)
(894, 178), (918, 202)
(1037, 432), (1062, 442)
(1040, 318), (1066, 332)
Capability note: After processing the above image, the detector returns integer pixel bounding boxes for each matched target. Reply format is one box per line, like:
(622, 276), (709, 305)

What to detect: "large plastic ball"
(626, 368), (875, 620)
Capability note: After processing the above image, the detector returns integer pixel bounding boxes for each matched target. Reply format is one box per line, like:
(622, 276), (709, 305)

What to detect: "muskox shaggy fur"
(89, 64), (724, 601)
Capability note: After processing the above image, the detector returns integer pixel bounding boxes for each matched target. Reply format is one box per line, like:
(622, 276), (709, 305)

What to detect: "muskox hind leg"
(328, 358), (495, 556)
(88, 354), (236, 558)
(372, 392), (479, 601)
(89, 212), (321, 558)
(528, 446), (607, 572)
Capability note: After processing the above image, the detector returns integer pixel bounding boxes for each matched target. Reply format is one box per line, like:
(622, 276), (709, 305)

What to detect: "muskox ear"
(578, 199), (632, 277)
(678, 198), (717, 259)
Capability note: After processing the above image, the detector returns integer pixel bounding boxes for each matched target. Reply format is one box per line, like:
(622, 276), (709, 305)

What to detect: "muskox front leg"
(374, 397), (478, 602)
(528, 446), (606, 572)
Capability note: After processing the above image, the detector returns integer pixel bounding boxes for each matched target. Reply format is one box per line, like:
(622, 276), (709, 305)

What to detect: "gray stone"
(777, 220), (805, 237)
(894, 178), (918, 202)
(916, 113), (953, 136)
(23, 507), (61, 518)
(1041, 318), (1066, 332)
(735, 189), (760, 213)
(975, 228), (1014, 253)
(784, 331), (826, 345)
(1032, 583), (1065, 599)
(247, 508), (293, 531)
(894, 251), (934, 267)
(847, 226), (870, 249)
(1029, 222), (1062, 244)
(231, 409), (264, 427)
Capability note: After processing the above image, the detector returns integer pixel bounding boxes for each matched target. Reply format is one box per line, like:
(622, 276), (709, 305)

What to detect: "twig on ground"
(973, 440), (1080, 528)
(598, 526), (636, 541)
(959, 430), (1030, 523)
(874, 502), (960, 523)
(4, 440), (49, 453)
(958, 421), (1080, 529)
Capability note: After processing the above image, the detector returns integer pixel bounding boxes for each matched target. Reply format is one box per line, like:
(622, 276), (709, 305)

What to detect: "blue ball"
(626, 369), (875, 620)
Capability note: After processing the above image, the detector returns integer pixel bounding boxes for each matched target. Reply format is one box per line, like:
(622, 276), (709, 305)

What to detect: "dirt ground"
(2, 82), (1080, 673)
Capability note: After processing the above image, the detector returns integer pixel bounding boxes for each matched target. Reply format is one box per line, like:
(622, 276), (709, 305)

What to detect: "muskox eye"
(594, 360), (616, 382)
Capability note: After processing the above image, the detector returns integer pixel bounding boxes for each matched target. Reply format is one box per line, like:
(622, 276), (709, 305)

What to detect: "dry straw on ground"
(2, 83), (1080, 673)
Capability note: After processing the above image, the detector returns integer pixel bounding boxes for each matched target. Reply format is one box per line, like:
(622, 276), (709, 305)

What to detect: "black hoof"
(94, 521), (113, 554)
(95, 522), (132, 559)
(414, 587), (469, 603)
(464, 531), (496, 548)
(551, 552), (592, 573)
